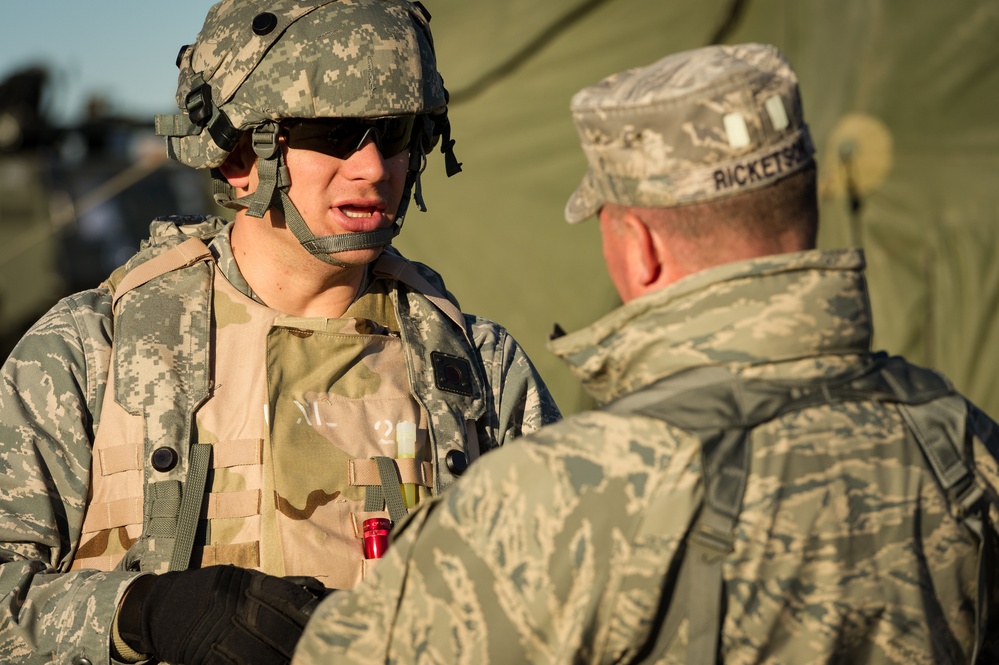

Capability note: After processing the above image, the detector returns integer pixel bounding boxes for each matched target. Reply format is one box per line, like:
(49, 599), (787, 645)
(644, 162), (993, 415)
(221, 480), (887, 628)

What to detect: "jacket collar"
(549, 249), (873, 405)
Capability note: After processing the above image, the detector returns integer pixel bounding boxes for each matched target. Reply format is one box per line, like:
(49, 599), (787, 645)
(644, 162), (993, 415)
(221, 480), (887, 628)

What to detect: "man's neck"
(250, 267), (366, 319)
(230, 217), (368, 319)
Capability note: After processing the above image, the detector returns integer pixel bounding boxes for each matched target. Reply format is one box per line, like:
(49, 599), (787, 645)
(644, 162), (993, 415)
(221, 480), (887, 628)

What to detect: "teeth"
(343, 209), (374, 218)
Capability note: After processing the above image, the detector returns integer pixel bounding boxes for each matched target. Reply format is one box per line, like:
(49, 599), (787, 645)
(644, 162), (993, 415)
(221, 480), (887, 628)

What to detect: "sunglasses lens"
(375, 115), (416, 157)
(326, 122), (369, 158)
(285, 116), (416, 159)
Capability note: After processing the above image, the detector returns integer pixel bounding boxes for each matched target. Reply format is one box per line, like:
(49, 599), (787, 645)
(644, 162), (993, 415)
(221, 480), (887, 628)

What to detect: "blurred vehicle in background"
(0, 65), (214, 359)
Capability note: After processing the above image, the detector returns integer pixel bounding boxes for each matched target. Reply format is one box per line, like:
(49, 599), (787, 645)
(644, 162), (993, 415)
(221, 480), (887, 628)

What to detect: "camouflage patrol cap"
(156, 0), (447, 169)
(564, 43), (815, 223)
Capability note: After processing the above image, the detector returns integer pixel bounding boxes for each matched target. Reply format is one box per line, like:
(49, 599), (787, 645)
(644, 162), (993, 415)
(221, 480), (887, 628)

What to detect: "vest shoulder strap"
(107, 219), (218, 574)
(372, 251), (467, 334)
(609, 355), (991, 665)
(111, 237), (212, 308)
(371, 250), (489, 494)
(102, 215), (226, 297)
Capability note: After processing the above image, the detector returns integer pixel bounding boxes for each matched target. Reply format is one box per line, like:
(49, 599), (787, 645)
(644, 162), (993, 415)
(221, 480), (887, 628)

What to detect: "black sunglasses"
(283, 116), (416, 159)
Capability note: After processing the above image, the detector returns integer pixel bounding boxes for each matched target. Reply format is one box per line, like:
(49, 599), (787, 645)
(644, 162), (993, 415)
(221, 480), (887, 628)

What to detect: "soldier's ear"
(620, 211), (662, 289)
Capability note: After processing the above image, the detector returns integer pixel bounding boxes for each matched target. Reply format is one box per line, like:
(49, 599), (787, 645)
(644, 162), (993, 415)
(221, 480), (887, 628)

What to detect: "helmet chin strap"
(230, 122), (417, 268)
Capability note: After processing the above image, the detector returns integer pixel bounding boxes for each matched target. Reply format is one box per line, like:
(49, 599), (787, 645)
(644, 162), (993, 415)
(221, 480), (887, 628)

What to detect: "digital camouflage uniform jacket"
(293, 248), (999, 665)
(0, 218), (559, 665)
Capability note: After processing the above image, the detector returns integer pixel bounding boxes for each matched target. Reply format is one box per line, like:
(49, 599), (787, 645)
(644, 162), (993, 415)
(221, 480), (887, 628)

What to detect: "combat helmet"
(155, 0), (461, 264)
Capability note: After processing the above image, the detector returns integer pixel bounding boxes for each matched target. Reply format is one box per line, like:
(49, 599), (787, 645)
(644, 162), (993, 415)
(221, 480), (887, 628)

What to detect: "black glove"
(116, 565), (327, 665)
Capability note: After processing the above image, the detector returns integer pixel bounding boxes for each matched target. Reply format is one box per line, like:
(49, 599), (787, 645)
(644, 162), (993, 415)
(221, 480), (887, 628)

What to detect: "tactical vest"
(605, 354), (997, 665)
(71, 218), (488, 589)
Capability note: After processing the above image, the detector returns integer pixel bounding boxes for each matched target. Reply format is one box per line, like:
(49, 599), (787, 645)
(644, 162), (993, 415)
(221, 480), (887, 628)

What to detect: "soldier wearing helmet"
(0, 2), (559, 664)
(159, 0), (463, 267)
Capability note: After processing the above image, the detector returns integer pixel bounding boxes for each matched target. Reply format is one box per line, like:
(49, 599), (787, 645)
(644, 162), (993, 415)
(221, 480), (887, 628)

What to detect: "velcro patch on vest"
(431, 352), (473, 396)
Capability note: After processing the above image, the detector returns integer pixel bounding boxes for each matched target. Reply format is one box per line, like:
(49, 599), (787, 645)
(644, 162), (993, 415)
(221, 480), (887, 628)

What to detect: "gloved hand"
(115, 565), (328, 665)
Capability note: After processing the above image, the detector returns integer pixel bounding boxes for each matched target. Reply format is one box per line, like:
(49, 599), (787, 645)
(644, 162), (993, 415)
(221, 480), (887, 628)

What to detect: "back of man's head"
(565, 43), (818, 268)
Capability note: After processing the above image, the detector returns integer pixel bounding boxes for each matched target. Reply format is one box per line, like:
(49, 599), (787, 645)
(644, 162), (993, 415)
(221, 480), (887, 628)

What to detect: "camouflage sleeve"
(293, 412), (701, 664)
(0, 290), (143, 664)
(467, 315), (561, 450)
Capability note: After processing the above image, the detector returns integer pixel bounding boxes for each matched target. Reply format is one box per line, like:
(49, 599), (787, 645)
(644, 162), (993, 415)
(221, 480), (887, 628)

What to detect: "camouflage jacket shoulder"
(295, 249), (999, 664)
(0, 283), (141, 664)
(548, 248), (873, 403)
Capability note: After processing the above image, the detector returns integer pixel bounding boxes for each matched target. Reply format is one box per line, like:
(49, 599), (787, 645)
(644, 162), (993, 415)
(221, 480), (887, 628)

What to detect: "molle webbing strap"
(349, 458), (433, 488)
(363, 456), (410, 525)
(82, 498), (142, 532)
(145, 482), (182, 539)
(154, 113), (199, 138)
(206, 490), (260, 521)
(608, 355), (984, 665)
(169, 443), (212, 571)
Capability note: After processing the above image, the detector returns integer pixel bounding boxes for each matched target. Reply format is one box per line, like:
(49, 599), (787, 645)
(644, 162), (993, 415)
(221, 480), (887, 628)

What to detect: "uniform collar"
(549, 249), (873, 405)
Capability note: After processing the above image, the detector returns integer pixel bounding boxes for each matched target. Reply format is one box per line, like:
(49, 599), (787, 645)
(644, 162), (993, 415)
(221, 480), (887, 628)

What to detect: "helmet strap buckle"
(236, 124), (284, 219)
(251, 122), (280, 160)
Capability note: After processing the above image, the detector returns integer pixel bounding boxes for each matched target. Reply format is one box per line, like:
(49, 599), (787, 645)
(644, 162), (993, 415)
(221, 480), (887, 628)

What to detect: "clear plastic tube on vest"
(396, 421), (417, 508)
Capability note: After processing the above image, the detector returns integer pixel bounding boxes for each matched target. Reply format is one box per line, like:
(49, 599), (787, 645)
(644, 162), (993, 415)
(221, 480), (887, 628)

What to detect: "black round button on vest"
(151, 447), (178, 472)
(72, 657), (94, 665)
(445, 450), (468, 476)
(252, 12), (278, 35)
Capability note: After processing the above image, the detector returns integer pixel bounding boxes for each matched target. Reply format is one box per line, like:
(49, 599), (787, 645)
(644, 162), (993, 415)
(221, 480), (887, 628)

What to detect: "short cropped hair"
(650, 166), (817, 243)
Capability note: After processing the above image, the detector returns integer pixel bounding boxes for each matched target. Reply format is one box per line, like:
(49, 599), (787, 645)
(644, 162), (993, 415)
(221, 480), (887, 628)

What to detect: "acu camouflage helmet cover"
(156, 0), (448, 170)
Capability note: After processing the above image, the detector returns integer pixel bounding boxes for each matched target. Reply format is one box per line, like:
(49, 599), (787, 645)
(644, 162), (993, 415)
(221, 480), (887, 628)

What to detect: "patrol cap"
(564, 43), (814, 223)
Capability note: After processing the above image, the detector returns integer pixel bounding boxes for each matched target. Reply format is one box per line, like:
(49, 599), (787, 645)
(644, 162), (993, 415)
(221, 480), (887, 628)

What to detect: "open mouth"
(342, 205), (378, 219)
(333, 203), (388, 234)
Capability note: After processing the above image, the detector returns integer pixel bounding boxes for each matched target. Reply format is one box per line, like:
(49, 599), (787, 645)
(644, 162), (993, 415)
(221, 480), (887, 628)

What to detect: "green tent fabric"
(4, 0), (995, 419)
(396, 0), (999, 416)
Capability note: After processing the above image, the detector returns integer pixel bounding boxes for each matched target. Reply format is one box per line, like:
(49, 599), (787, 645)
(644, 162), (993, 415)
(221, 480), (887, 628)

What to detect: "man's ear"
(620, 211), (662, 288)
(217, 139), (255, 190)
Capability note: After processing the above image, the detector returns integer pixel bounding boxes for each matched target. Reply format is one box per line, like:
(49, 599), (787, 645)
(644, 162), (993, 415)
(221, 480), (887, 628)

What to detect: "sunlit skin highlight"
(219, 132), (409, 319)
